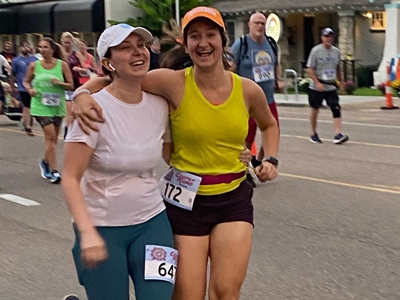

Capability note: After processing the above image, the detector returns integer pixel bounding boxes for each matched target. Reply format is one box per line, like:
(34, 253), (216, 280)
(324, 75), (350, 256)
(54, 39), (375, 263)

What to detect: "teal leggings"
(72, 210), (175, 300)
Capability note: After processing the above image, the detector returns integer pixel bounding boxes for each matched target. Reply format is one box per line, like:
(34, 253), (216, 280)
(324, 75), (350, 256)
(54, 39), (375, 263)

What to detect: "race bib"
(145, 245), (178, 284)
(253, 64), (275, 83)
(159, 168), (202, 211)
(65, 91), (73, 101)
(321, 69), (336, 81)
(42, 93), (61, 106)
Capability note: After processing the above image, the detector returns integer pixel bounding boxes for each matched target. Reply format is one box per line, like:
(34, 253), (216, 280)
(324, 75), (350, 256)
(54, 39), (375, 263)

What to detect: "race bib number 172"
(159, 168), (202, 211)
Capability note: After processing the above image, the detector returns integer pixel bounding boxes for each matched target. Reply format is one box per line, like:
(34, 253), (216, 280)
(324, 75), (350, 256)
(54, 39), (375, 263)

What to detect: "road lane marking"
(281, 134), (400, 149)
(0, 127), (47, 137)
(280, 117), (400, 129)
(280, 173), (400, 195)
(0, 194), (41, 206)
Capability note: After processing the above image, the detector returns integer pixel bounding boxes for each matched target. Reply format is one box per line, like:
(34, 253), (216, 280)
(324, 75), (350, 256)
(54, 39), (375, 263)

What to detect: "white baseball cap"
(97, 23), (153, 59)
(321, 27), (335, 36)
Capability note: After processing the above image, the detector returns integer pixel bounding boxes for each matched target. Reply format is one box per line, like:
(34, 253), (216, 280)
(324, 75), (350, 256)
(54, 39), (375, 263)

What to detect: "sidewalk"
(275, 93), (385, 107)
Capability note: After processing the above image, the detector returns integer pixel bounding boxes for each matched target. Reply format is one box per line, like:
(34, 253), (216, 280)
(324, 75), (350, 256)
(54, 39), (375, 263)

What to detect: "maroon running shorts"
(164, 180), (254, 236)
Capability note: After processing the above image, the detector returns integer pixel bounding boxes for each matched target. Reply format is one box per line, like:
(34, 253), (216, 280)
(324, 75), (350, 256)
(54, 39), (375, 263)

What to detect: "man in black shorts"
(307, 28), (349, 144)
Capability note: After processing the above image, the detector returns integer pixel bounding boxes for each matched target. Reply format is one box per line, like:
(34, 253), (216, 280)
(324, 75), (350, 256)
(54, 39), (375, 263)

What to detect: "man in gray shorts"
(306, 28), (349, 144)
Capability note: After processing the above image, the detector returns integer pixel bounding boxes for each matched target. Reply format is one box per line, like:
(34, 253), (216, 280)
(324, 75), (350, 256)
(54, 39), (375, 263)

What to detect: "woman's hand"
(72, 93), (104, 134)
(73, 66), (89, 76)
(50, 78), (62, 85)
(80, 229), (108, 269)
(255, 161), (278, 182)
(239, 146), (252, 166)
(28, 88), (38, 96)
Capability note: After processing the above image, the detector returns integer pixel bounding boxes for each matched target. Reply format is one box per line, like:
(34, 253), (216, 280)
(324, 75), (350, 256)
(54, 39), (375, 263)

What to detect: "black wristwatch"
(262, 156), (279, 167)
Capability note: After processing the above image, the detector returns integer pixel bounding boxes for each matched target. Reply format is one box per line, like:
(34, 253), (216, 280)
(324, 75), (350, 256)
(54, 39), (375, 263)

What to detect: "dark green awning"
(54, 0), (105, 33)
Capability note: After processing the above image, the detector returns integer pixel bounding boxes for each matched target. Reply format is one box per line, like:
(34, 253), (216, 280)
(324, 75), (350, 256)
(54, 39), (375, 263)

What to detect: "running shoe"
(50, 170), (62, 184)
(62, 295), (80, 300)
(310, 133), (323, 144)
(333, 133), (349, 144)
(39, 159), (52, 179)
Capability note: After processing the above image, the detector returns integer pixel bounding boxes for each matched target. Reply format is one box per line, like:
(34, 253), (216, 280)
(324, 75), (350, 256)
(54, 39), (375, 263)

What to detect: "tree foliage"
(108, 0), (215, 35)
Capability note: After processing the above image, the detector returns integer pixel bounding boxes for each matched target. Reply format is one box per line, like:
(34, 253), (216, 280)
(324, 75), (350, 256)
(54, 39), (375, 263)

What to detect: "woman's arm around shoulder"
(142, 69), (185, 108)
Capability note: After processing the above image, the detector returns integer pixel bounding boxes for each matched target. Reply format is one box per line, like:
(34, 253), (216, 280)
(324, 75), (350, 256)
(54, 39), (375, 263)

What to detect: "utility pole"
(176, 0), (180, 25)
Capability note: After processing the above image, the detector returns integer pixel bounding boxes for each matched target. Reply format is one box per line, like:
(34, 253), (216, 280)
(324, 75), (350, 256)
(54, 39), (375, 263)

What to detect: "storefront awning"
(0, 7), (19, 34)
(18, 1), (59, 34)
(54, 0), (105, 33)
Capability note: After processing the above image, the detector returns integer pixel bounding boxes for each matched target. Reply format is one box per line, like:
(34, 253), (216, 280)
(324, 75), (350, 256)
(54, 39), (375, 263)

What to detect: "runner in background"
(11, 41), (38, 136)
(23, 37), (74, 183)
(60, 32), (86, 135)
(230, 12), (281, 187)
(307, 28), (349, 145)
(77, 39), (97, 85)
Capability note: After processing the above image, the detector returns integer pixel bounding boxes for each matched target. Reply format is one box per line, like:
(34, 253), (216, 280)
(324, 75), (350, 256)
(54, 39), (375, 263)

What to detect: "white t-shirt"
(0, 54), (11, 76)
(66, 88), (170, 226)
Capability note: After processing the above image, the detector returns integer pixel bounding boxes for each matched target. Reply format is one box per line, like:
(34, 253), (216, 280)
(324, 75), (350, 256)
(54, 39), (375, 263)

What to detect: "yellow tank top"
(170, 67), (249, 195)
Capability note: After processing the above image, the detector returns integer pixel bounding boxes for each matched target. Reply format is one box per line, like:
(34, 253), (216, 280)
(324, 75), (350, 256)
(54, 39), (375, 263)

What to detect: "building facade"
(0, 0), (142, 58)
(0, 0), (390, 81)
(213, 0), (390, 77)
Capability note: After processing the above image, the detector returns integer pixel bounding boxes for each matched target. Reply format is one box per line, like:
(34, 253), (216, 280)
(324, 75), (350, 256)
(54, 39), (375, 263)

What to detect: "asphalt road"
(0, 99), (399, 300)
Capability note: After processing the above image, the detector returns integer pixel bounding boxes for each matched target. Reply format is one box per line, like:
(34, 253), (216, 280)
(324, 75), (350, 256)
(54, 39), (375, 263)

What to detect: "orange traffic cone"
(382, 62), (399, 110)
(251, 142), (258, 156)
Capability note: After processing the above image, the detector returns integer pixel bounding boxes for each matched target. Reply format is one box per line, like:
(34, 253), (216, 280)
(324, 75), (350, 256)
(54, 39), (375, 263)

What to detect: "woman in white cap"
(62, 24), (177, 300)
(72, 6), (280, 300)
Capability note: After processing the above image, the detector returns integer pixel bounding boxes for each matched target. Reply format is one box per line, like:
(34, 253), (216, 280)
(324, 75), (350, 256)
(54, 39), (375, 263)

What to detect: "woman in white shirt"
(62, 24), (176, 300)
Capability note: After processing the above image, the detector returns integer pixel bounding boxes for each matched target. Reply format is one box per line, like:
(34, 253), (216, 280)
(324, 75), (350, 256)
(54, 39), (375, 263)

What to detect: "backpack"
(236, 34), (278, 74)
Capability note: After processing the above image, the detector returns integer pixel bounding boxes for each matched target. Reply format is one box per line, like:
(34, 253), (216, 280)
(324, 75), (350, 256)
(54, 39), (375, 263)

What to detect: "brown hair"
(41, 37), (65, 61)
(160, 18), (231, 70)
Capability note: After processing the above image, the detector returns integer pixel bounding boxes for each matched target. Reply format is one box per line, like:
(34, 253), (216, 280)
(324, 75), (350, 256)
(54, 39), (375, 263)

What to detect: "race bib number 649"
(145, 245), (178, 284)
